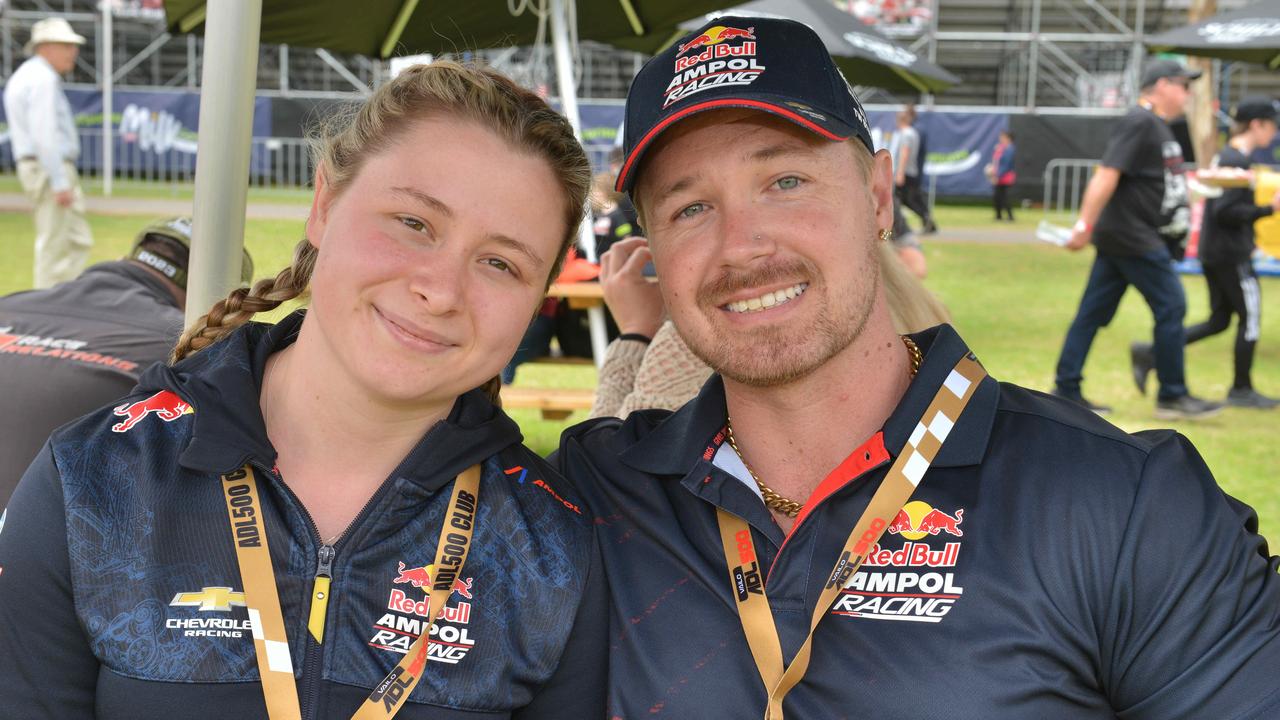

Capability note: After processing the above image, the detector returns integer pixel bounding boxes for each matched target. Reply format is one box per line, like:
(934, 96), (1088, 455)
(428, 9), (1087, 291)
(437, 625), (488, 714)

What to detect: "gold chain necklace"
(724, 335), (922, 518)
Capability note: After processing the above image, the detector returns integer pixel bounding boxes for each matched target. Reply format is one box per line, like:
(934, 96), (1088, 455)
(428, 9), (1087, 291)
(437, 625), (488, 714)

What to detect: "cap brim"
(615, 95), (860, 194)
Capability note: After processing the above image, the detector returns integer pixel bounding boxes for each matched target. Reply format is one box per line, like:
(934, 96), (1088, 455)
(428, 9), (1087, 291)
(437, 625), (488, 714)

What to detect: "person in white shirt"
(3, 17), (93, 289)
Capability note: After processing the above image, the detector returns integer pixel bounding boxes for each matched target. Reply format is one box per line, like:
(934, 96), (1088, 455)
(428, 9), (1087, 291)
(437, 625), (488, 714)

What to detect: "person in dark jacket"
(556, 16), (1280, 719)
(1133, 97), (1280, 409)
(0, 61), (605, 719)
(0, 216), (253, 507)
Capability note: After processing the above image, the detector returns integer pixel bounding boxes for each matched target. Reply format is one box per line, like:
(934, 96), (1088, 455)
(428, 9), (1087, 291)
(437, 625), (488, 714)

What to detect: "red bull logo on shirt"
(832, 502), (968, 623)
(111, 390), (193, 433)
(886, 501), (964, 539)
(370, 561), (478, 664)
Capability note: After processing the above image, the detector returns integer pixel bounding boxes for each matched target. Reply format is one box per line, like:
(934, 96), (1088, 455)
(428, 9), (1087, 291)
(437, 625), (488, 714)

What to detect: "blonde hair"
(878, 240), (949, 333)
(172, 61), (591, 404)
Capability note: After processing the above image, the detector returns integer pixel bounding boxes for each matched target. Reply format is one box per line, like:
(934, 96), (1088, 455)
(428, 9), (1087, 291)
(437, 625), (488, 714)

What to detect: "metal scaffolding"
(1, 1), (1271, 113)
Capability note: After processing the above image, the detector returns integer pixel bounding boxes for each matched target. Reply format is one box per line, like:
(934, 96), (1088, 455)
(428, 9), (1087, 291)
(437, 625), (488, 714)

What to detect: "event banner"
(867, 109), (1007, 197)
(0, 87), (272, 175)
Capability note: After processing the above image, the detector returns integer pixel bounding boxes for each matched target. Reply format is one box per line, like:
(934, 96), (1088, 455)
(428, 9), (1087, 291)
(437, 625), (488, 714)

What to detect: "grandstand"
(4, 0), (1275, 107)
(2, 0), (1276, 196)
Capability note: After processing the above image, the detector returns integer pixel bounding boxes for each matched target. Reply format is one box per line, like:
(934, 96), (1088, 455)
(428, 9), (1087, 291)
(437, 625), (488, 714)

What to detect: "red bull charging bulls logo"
(111, 390), (193, 433)
(372, 561), (478, 663)
(393, 562), (474, 599)
(887, 501), (964, 539)
(678, 25), (756, 55)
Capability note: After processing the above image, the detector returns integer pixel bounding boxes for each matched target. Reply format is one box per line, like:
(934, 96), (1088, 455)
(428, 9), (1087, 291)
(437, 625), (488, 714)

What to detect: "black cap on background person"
(1140, 58), (1202, 90)
(127, 217), (255, 307)
(1231, 96), (1280, 125)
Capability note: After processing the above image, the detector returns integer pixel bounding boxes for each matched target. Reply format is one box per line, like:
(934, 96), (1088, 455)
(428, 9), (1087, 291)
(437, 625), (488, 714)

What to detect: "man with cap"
(1053, 58), (1222, 419)
(0, 218), (254, 506)
(1133, 96), (1280, 409)
(555, 17), (1280, 719)
(2, 17), (93, 289)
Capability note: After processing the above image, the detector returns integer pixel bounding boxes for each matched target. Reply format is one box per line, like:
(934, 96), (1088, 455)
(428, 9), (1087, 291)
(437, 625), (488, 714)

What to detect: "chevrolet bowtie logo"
(170, 586), (247, 612)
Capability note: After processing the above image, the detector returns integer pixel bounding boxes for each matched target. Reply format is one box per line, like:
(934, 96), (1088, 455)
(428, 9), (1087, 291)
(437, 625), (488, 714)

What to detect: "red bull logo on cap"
(111, 390), (193, 433)
(678, 25), (755, 55)
(673, 25), (760, 75)
(886, 501), (965, 540)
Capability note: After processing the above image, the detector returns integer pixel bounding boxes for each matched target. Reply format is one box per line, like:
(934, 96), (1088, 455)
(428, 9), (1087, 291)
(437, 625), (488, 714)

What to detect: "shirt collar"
(617, 324), (998, 478)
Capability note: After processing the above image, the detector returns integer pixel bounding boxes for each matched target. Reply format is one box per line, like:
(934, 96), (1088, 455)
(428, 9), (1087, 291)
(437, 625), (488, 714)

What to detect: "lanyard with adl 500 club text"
(717, 355), (986, 720)
(221, 463), (481, 720)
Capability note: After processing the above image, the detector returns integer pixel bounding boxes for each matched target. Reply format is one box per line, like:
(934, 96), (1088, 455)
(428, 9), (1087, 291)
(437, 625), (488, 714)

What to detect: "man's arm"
(1065, 166), (1121, 251)
(1101, 432), (1280, 719)
(28, 77), (72, 200)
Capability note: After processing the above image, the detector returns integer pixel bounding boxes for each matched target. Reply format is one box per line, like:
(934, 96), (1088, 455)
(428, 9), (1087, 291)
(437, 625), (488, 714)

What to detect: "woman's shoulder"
(487, 446), (592, 530)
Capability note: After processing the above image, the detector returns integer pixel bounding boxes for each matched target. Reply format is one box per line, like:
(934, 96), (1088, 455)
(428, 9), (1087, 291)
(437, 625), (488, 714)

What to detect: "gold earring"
(879, 228), (893, 243)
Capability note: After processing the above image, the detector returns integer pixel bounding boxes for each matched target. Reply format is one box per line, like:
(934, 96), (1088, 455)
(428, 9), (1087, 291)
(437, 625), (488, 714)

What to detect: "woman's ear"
(305, 163), (334, 250)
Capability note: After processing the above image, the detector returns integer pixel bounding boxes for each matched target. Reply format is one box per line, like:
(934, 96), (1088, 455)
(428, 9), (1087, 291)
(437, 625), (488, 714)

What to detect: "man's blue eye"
(776, 176), (800, 190)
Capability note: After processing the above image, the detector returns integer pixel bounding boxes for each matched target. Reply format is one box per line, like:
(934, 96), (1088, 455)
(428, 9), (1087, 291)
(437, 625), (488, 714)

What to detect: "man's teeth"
(726, 283), (808, 313)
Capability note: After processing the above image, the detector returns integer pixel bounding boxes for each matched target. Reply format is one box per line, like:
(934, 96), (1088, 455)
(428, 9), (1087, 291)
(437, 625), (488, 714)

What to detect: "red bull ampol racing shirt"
(556, 323), (1280, 719)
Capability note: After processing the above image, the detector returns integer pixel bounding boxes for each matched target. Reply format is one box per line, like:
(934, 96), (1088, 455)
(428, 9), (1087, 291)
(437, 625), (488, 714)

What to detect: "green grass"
(0, 173), (313, 205)
(2, 205), (1276, 544)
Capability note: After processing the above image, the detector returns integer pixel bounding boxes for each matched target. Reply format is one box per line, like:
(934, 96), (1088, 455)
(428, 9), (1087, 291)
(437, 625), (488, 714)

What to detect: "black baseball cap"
(1140, 59), (1202, 89)
(1232, 96), (1280, 124)
(615, 16), (875, 194)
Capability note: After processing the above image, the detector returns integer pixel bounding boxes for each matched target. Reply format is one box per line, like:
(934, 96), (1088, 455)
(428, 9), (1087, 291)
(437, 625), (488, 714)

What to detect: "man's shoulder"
(1217, 146), (1251, 169)
(990, 381), (1175, 470)
(7, 56), (53, 85)
(560, 409), (674, 459)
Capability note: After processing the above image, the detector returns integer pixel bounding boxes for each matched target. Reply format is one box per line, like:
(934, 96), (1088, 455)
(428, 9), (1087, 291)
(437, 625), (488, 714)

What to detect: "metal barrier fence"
(1042, 158), (1097, 215)
(1, 129), (620, 191)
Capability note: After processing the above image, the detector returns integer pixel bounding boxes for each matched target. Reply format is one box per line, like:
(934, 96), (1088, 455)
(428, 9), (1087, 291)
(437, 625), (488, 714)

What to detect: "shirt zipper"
(252, 460), (411, 720)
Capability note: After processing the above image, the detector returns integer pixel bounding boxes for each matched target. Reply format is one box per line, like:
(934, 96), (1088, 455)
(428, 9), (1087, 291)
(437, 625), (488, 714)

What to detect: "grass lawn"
(0, 173), (313, 205)
(2, 203), (1276, 543)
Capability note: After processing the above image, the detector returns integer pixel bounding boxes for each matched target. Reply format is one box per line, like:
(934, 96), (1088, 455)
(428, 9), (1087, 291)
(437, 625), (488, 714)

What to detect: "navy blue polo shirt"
(556, 324), (1280, 719)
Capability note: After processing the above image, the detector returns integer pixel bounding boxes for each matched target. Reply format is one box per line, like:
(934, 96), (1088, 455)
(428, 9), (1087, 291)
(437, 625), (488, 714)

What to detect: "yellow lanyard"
(221, 463), (481, 720)
(717, 355), (986, 720)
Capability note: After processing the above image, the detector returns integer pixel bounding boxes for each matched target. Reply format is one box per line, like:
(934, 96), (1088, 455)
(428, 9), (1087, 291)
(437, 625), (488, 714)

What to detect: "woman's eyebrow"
(391, 186), (453, 218)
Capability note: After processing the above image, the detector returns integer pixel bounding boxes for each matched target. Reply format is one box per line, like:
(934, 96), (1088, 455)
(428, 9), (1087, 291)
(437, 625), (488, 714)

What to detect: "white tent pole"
(186, 0), (263, 327)
(102, 5), (113, 196)
(549, 0), (609, 368)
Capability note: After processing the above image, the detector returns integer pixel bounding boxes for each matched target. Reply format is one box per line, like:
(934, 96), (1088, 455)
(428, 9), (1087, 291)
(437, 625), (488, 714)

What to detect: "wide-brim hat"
(24, 17), (86, 56)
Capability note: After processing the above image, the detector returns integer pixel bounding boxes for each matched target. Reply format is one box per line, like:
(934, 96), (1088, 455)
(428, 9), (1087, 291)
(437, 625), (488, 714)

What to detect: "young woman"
(0, 61), (604, 719)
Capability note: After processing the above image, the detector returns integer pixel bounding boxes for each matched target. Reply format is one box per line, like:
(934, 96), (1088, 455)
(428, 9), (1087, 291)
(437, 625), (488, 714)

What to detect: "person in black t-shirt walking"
(1053, 59), (1222, 419)
(1133, 97), (1280, 409)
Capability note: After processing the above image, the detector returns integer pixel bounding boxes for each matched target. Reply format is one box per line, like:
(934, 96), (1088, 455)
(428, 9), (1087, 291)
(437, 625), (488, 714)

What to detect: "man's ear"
(305, 163), (335, 250)
(870, 149), (896, 230)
